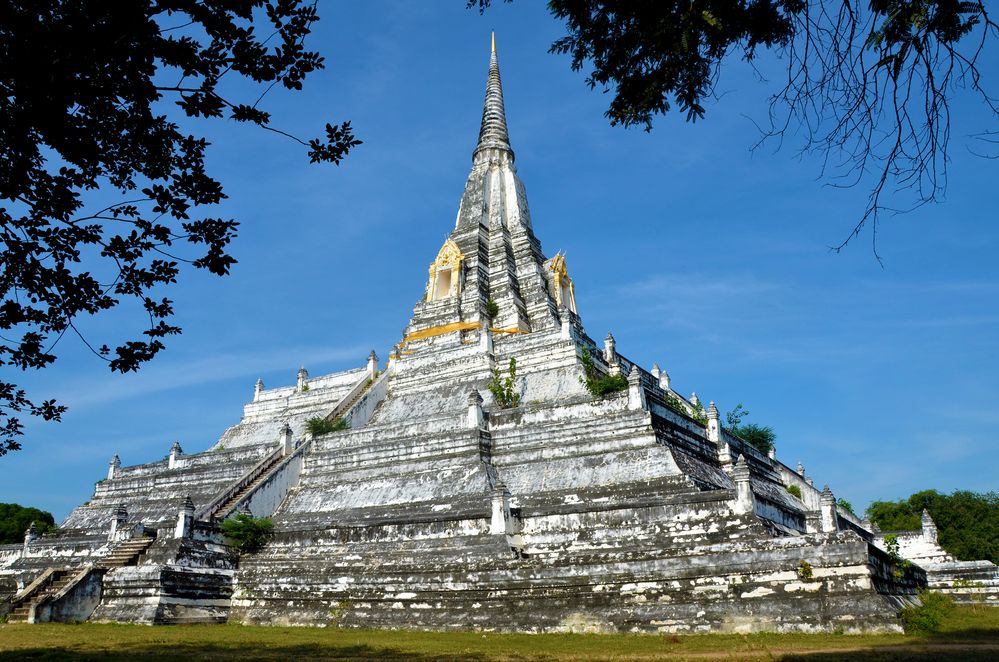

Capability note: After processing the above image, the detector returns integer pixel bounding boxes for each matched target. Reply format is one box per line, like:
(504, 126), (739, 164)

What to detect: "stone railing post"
(174, 496), (195, 539)
(717, 440), (732, 471)
(732, 455), (754, 514)
(253, 378), (264, 402)
(107, 453), (121, 481)
(23, 521), (38, 556)
(604, 333), (619, 375)
(490, 483), (511, 534)
(627, 364), (645, 411)
(921, 509), (938, 543)
(468, 390), (484, 430)
(168, 442), (183, 469)
(706, 402), (720, 443)
(108, 504), (128, 542)
(279, 422), (294, 456)
(820, 485), (838, 533)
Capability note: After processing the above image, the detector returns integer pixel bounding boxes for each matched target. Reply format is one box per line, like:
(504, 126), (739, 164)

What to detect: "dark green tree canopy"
(867, 489), (999, 565)
(0, 1), (360, 456)
(0, 502), (56, 544)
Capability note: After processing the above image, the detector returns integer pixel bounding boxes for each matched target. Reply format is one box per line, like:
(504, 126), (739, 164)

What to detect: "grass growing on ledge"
(579, 347), (627, 397)
(0, 605), (997, 661)
(305, 416), (349, 436)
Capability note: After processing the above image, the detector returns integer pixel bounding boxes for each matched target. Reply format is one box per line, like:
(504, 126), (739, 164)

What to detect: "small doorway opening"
(433, 268), (452, 300)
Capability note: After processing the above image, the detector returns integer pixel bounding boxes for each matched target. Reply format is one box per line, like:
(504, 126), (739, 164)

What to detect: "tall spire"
(474, 33), (512, 160)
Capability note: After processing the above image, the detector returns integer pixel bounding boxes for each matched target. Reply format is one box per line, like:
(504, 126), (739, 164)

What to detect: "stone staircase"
(206, 449), (287, 521)
(97, 535), (156, 569)
(325, 373), (374, 423)
(6, 569), (72, 623)
(7, 534), (157, 623)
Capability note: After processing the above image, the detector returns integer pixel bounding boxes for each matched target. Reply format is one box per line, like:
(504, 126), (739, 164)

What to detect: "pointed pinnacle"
(474, 36), (513, 160)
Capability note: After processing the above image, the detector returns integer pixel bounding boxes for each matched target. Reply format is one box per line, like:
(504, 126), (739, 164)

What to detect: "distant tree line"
(867, 489), (999, 565)
(0, 502), (56, 544)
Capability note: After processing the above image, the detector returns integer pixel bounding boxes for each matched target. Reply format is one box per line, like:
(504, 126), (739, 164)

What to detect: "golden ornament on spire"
(491, 31), (496, 54)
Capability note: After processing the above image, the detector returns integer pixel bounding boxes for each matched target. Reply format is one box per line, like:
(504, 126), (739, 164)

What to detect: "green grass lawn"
(0, 606), (996, 661)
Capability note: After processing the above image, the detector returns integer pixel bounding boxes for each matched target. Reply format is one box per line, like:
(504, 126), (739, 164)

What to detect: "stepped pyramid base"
(6, 37), (984, 633)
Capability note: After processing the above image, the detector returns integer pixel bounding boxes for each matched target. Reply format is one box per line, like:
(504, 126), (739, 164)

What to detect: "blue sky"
(3, 1), (998, 521)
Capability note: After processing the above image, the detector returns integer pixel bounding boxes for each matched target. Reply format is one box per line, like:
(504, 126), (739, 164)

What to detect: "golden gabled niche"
(549, 253), (577, 313)
(427, 239), (464, 302)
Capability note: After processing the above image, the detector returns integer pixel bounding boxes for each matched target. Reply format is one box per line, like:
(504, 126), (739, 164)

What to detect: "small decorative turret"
(658, 367), (671, 391)
(732, 455), (754, 514)
(921, 509), (938, 543)
(254, 378), (264, 401)
(109, 503), (129, 541)
(490, 482), (512, 535)
(603, 332), (616, 364)
(651, 363), (661, 380)
(819, 485), (838, 533)
(297, 366), (309, 392)
(690, 392), (701, 408)
(706, 402), (720, 443)
(467, 389), (485, 430)
(279, 422), (294, 456)
(107, 453), (121, 481)
(796, 461), (805, 477)
(175, 495), (195, 539)
(22, 521), (38, 556)
(367, 350), (379, 377)
(168, 441), (183, 470)
(627, 364), (645, 411)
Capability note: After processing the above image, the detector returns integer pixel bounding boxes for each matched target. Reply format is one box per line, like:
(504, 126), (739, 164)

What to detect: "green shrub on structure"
(660, 391), (691, 418)
(487, 357), (521, 409)
(901, 589), (955, 633)
(786, 484), (802, 499)
(485, 298), (499, 320)
(690, 402), (708, 426)
(578, 347), (627, 397)
(797, 559), (814, 579)
(725, 404), (775, 453)
(837, 498), (856, 516)
(221, 514), (273, 553)
(305, 416), (349, 436)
